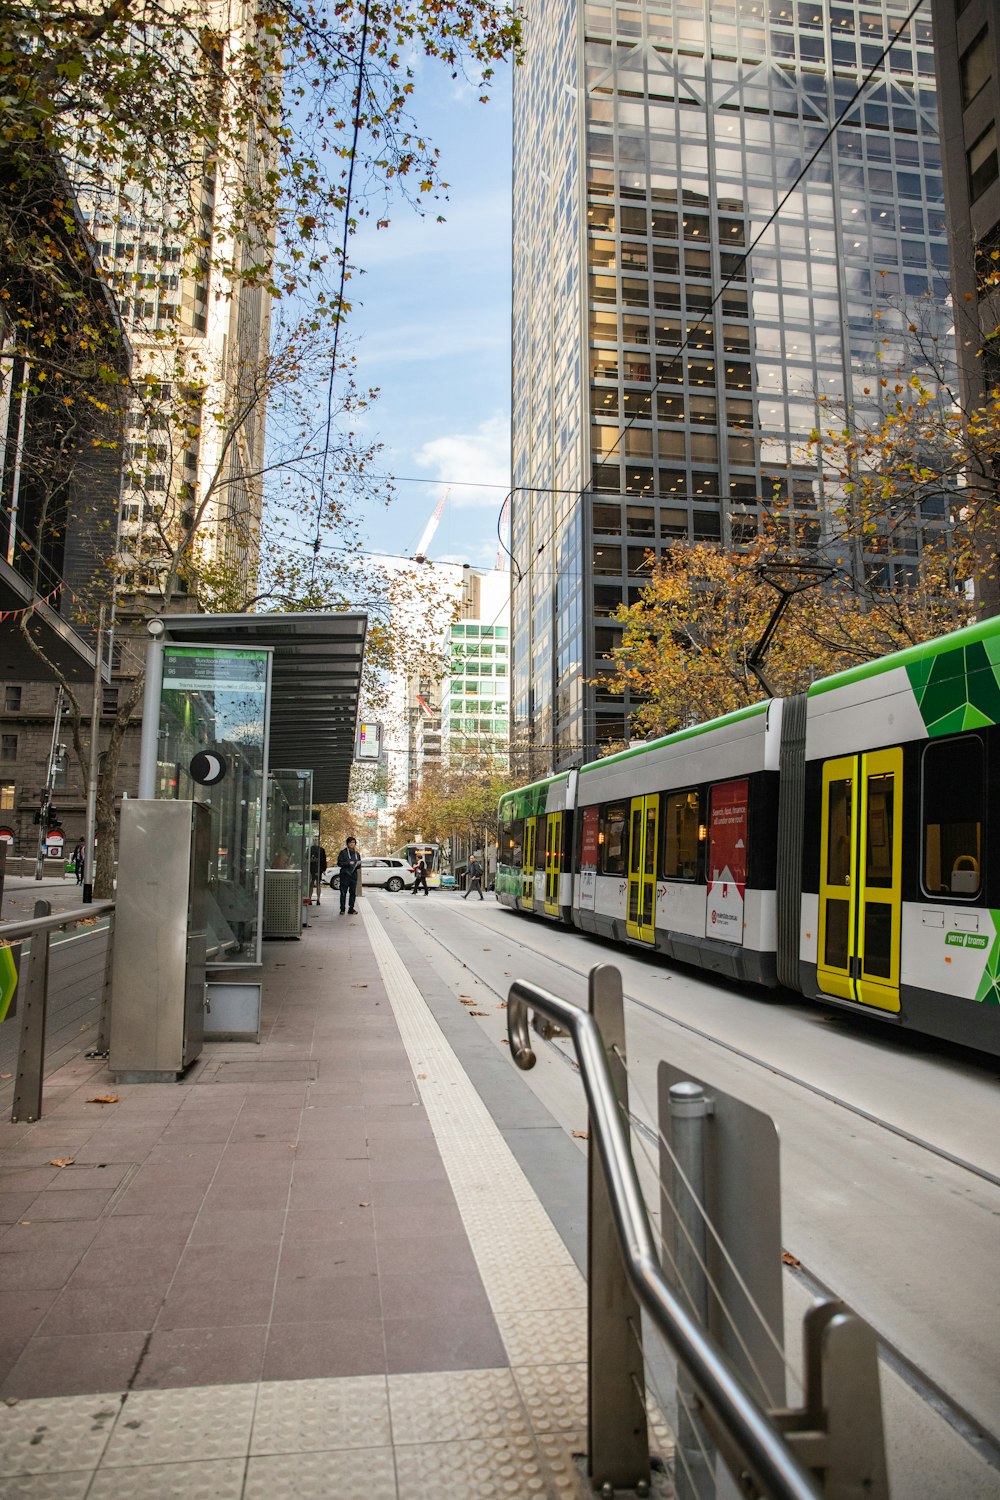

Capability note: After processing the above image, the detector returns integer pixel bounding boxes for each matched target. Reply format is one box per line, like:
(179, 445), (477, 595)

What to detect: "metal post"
(137, 637), (163, 798)
(0, 839), (6, 919)
(82, 603), (106, 903)
(668, 1081), (715, 1500)
(588, 964), (651, 1496)
(11, 899), (50, 1122)
(34, 687), (64, 880)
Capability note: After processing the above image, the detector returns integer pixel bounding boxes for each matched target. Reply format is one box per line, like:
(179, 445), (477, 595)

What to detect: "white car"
(328, 857), (414, 894)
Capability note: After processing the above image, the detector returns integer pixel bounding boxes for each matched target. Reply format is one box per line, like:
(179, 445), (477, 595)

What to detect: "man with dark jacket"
(336, 836), (361, 915)
(463, 854), (484, 901)
(308, 843), (327, 905)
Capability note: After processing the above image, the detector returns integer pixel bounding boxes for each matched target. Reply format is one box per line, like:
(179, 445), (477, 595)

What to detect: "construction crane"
(412, 490), (448, 563)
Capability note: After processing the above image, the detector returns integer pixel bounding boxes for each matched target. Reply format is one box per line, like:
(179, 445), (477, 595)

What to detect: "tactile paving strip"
(251, 1375), (390, 1455)
(244, 1446), (398, 1500)
(362, 903), (589, 1374)
(388, 1369), (533, 1446)
(0, 1395), (119, 1476)
(100, 1385), (255, 1468)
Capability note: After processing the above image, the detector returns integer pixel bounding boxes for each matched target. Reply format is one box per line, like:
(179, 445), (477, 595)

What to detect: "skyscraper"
(70, 0), (275, 603)
(511, 0), (950, 773)
(930, 0), (1000, 405)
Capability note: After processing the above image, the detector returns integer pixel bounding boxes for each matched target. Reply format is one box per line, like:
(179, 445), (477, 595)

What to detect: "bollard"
(11, 900), (51, 1123)
(668, 1080), (716, 1500)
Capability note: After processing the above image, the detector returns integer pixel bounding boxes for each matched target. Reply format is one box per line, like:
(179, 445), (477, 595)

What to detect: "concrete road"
(372, 887), (1000, 1495)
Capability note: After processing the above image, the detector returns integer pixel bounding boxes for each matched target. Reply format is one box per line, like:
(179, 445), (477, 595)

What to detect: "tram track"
(387, 893), (1000, 1469)
(392, 895), (1000, 1191)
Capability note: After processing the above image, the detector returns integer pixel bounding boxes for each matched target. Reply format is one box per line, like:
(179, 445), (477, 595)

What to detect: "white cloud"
(413, 414), (510, 508)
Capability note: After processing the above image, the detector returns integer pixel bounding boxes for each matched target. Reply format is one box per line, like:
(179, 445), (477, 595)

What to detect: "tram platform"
(0, 892), (599, 1499)
(1, 883), (999, 1498)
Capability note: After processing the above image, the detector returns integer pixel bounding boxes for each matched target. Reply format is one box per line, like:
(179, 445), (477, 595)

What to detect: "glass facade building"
(440, 622), (512, 769)
(511, 0), (952, 772)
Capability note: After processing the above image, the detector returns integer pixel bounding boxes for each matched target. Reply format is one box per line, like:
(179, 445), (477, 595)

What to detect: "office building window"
(0, 783), (13, 810)
(969, 124), (999, 202)
(0, 735), (16, 761)
(961, 28), (991, 108)
(3, 686), (21, 712)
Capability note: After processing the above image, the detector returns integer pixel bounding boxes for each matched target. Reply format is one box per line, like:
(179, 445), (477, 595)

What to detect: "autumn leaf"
(469, 1010), (489, 1017)
(49, 1158), (75, 1168)
(781, 1250), (801, 1268)
(86, 1095), (119, 1105)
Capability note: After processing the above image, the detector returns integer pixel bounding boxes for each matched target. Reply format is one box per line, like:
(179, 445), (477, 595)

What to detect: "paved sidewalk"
(0, 896), (601, 1497)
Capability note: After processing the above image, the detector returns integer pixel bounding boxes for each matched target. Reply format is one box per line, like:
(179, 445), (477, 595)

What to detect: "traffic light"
(45, 808), (60, 831)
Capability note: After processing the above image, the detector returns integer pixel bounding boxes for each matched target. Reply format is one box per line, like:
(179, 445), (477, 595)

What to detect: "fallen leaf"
(351, 983), (368, 989)
(49, 1158), (75, 1168)
(500, 1039), (509, 1045)
(469, 1010), (489, 1017)
(496, 1002), (507, 1010)
(0, 1073), (11, 1079)
(17, 1220), (29, 1225)
(482, 947), (491, 951)
(572, 1131), (589, 1141)
(781, 1250), (801, 1268)
(359, 1201), (370, 1207)
(86, 1095), (119, 1105)
(417, 1073), (427, 1080)
(503, 972), (510, 977)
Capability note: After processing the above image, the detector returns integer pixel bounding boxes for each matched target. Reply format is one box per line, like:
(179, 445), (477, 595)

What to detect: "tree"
(393, 759), (516, 860)
(4, 0), (517, 891)
(601, 533), (970, 743)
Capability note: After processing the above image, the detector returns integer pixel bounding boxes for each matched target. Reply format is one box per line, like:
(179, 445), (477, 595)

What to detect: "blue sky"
(349, 71), (513, 571)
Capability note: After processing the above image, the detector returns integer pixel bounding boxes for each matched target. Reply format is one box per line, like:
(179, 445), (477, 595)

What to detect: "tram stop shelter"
(136, 611), (367, 971)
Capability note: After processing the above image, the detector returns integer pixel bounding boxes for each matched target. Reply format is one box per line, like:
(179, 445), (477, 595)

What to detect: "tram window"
(664, 790), (699, 879)
(504, 814), (524, 869)
(827, 777), (853, 887)
(865, 772), (894, 889)
(922, 738), (984, 898)
(602, 804), (628, 875)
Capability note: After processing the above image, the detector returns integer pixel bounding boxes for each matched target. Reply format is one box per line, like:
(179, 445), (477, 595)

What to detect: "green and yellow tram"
(498, 617), (1000, 1055)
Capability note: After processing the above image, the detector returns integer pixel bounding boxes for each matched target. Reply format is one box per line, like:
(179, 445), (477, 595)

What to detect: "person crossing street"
(463, 853), (484, 901)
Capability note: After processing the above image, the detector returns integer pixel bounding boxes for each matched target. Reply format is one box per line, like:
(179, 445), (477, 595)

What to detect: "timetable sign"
(356, 722), (382, 760)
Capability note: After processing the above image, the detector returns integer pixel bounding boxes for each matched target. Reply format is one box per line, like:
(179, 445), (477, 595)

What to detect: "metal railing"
(507, 965), (888, 1500)
(0, 899), (115, 1122)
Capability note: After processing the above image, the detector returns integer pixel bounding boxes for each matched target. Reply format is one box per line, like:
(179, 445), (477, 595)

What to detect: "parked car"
(328, 856), (414, 894)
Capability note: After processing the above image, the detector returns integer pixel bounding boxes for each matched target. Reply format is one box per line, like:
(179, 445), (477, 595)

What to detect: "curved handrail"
(508, 977), (820, 1500)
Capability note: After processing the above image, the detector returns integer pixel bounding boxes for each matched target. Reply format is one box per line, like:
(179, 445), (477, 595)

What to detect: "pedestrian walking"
(412, 857), (430, 896)
(336, 836), (362, 914)
(463, 854), (484, 901)
(307, 843), (327, 905)
(72, 840), (84, 884)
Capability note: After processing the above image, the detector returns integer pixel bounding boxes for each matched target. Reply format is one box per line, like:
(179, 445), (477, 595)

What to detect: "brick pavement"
(0, 902), (507, 1398)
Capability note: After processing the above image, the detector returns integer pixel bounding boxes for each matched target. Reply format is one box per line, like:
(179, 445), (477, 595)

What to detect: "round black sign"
(189, 751), (227, 787)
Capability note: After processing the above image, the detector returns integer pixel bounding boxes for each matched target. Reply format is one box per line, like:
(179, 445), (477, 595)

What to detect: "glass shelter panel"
(267, 769), (314, 904)
(155, 646), (271, 966)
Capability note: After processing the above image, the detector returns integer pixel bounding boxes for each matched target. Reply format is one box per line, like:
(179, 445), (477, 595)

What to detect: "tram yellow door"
(626, 795), (659, 944)
(544, 812), (563, 916)
(817, 749), (902, 1013)
(522, 816), (536, 906)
